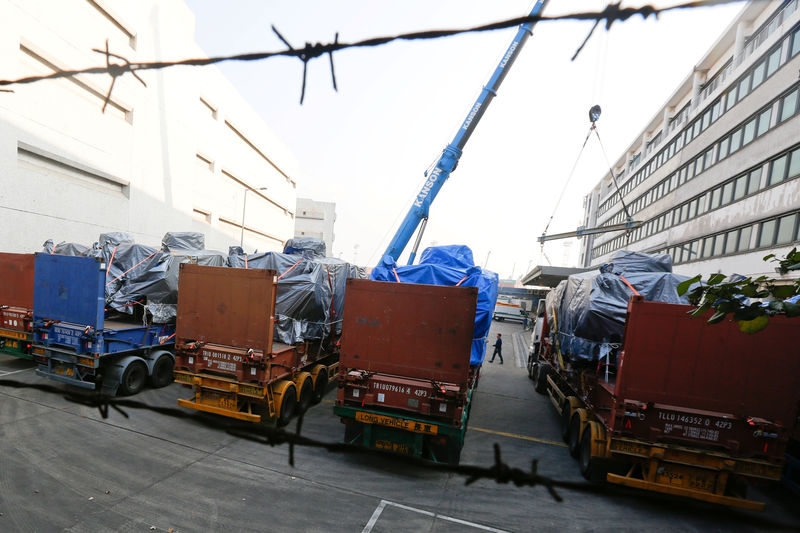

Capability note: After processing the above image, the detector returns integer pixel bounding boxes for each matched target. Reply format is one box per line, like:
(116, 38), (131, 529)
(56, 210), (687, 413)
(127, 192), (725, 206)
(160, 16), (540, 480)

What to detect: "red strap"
(161, 333), (176, 344)
(392, 267), (401, 282)
(106, 250), (157, 286)
(455, 275), (468, 286)
(277, 258), (303, 280)
(619, 275), (640, 296)
(106, 246), (118, 281)
(244, 254), (249, 269)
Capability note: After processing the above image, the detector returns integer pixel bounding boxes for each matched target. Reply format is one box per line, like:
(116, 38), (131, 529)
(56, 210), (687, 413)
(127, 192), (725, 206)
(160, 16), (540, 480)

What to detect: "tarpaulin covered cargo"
(227, 248), (366, 344)
(42, 232), (226, 323)
(546, 250), (689, 365)
(371, 245), (499, 366)
(283, 237), (326, 257)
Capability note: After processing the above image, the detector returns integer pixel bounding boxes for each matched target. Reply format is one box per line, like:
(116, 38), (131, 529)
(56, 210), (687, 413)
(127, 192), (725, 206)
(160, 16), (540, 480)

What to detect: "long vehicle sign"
(356, 411), (439, 435)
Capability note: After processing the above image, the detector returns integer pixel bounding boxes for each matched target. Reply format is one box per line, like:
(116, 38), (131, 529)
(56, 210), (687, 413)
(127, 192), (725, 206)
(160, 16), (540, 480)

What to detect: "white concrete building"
(294, 198), (336, 256)
(581, 0), (800, 280)
(0, 0), (298, 254)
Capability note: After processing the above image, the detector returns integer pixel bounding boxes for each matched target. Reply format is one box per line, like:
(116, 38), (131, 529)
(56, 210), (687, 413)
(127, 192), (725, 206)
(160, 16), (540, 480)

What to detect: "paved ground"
(0, 321), (798, 532)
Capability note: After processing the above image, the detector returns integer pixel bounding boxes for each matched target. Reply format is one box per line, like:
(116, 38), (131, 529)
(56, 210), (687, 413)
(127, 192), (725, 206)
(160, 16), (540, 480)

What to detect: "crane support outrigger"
(382, 1), (549, 264)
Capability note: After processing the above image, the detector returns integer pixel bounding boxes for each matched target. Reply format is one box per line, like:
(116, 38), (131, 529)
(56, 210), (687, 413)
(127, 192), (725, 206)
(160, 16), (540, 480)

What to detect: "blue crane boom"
(382, 0), (548, 265)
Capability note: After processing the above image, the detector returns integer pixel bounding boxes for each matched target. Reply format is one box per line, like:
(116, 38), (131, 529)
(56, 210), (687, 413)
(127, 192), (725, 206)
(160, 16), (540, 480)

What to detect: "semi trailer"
(0, 252), (35, 360)
(32, 253), (176, 395)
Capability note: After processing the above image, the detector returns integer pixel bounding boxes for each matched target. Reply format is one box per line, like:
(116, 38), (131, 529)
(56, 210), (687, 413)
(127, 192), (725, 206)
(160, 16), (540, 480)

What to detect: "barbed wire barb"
(91, 39), (147, 112)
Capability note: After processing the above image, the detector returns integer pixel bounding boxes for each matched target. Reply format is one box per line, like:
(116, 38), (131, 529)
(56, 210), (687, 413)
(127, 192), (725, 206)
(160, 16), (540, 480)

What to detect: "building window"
(776, 213), (798, 244)
(759, 219), (777, 247)
(766, 47), (782, 77)
(757, 108), (772, 137)
(733, 175), (747, 200)
(780, 88), (799, 122)
(742, 118), (756, 145)
(769, 155), (788, 185)
(789, 148), (800, 179)
(751, 60), (766, 89)
(748, 167), (762, 194)
(738, 225), (753, 250)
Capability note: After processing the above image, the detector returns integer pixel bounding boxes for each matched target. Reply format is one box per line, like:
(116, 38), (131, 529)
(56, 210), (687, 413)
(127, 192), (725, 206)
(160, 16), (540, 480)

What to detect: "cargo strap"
(106, 250), (158, 286)
(277, 258), (303, 280)
(455, 275), (468, 286)
(108, 245), (118, 272)
(244, 254), (249, 269)
(619, 275), (640, 296)
(392, 267), (401, 283)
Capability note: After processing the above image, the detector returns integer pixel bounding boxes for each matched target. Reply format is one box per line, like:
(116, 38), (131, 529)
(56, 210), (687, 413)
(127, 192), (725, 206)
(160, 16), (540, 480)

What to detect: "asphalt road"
(0, 321), (798, 532)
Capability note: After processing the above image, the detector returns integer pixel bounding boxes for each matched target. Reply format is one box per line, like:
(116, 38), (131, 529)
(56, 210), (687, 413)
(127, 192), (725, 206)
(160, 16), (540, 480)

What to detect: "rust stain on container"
(340, 279), (477, 384)
(0, 253), (34, 309)
(176, 264), (276, 352)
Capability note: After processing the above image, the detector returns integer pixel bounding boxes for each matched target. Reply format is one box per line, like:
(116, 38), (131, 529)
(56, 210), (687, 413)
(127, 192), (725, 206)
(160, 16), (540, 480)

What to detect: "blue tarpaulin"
(371, 245), (499, 366)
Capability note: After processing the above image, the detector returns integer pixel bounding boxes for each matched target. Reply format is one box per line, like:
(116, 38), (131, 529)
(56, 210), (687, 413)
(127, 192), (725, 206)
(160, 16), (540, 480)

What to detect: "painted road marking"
(0, 367), (34, 377)
(471, 426), (567, 448)
(362, 499), (510, 533)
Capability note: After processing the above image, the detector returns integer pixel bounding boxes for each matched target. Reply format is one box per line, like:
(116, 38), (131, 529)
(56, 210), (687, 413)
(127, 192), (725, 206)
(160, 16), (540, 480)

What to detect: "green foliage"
(679, 250), (800, 334)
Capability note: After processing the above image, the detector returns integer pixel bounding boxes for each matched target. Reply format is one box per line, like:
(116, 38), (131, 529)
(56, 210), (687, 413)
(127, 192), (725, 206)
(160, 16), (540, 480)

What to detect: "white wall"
(0, 0), (298, 254)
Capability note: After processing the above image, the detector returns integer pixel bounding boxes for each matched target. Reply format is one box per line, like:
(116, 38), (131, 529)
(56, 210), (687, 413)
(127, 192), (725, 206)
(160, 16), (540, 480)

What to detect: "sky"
(184, 0), (745, 278)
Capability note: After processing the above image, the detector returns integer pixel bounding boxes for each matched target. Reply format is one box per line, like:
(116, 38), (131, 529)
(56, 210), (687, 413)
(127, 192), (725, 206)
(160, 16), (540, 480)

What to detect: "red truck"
(334, 279), (479, 464)
(532, 295), (800, 511)
(0, 253), (35, 360)
(173, 264), (337, 425)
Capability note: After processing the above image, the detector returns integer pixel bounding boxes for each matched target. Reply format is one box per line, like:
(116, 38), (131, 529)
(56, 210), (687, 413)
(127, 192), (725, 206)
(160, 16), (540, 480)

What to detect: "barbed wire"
(0, 376), (798, 531)
(0, 0), (751, 104)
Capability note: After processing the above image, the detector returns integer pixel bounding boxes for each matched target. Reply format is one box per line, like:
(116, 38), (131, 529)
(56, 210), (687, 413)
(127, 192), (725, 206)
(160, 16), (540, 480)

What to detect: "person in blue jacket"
(489, 333), (503, 364)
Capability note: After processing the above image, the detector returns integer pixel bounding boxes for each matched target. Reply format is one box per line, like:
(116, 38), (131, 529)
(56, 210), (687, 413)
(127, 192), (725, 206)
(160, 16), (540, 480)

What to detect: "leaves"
(677, 275), (701, 296)
(680, 251), (800, 333)
(737, 315), (769, 334)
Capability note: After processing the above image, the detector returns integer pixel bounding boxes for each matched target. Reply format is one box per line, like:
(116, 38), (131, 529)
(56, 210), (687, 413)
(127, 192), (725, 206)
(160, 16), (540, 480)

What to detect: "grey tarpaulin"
(42, 240), (90, 256)
(283, 238), (326, 257)
(228, 249), (366, 344)
(161, 232), (205, 252)
(545, 250), (690, 365)
(44, 232), (225, 323)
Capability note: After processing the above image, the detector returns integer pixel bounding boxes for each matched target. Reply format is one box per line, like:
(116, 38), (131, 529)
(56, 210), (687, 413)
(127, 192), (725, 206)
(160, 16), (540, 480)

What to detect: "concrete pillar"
(733, 21), (749, 66)
(662, 106), (673, 136)
(690, 70), (706, 111)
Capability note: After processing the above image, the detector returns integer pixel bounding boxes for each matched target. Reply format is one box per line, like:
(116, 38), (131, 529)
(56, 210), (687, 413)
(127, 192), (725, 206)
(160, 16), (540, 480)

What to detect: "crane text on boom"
(414, 168), (442, 207)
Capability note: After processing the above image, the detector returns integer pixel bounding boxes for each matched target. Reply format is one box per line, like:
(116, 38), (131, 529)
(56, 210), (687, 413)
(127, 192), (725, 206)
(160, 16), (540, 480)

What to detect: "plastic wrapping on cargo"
(283, 237), (326, 257)
(161, 232), (205, 252)
(546, 250), (689, 365)
(42, 232), (225, 323)
(371, 245), (499, 366)
(227, 249), (367, 344)
(42, 240), (90, 257)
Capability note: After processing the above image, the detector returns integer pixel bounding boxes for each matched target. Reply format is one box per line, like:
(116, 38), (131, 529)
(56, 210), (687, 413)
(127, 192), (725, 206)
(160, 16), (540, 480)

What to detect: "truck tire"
(275, 382), (297, 426)
(119, 360), (147, 396)
(312, 368), (328, 404)
(149, 354), (174, 388)
(527, 358), (536, 380)
(568, 412), (583, 458)
(297, 376), (313, 413)
(533, 363), (548, 394)
(561, 402), (573, 442)
(579, 422), (607, 483)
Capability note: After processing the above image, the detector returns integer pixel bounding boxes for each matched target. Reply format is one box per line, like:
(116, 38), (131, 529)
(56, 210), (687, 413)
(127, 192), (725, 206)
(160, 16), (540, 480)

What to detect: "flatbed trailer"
(532, 295), (800, 511)
(0, 252), (35, 359)
(173, 264), (337, 425)
(334, 279), (479, 464)
(32, 254), (175, 395)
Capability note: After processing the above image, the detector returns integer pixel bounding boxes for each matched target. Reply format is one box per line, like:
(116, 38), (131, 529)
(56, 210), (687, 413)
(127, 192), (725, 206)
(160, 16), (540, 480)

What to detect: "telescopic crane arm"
(382, 0), (549, 265)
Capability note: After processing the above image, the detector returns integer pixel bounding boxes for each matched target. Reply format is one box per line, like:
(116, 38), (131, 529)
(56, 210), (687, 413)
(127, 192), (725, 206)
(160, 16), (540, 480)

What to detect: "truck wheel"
(297, 376), (313, 413)
(312, 368), (328, 404)
(568, 413), (582, 458)
(527, 358), (536, 380)
(276, 383), (297, 426)
(533, 363), (548, 394)
(561, 402), (573, 442)
(149, 354), (173, 388)
(119, 360), (147, 396)
(579, 423), (607, 483)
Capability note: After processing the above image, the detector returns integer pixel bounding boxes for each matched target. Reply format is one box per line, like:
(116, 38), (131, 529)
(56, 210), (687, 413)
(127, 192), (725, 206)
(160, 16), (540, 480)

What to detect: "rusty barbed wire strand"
(0, 0), (753, 105)
(0, 376), (799, 531)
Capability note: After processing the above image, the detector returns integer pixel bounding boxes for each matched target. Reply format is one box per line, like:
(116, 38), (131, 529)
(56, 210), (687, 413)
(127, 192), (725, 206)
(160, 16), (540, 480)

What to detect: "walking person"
(489, 333), (503, 364)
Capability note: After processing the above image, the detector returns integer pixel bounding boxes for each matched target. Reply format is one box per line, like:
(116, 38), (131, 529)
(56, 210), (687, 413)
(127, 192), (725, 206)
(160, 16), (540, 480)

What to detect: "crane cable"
(540, 123), (594, 242)
(591, 124), (634, 241)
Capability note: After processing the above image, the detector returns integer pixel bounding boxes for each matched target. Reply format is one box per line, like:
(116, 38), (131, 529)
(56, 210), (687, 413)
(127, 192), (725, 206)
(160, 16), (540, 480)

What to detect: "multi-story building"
(1, 0), (298, 253)
(580, 0), (800, 280)
(295, 198), (336, 256)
